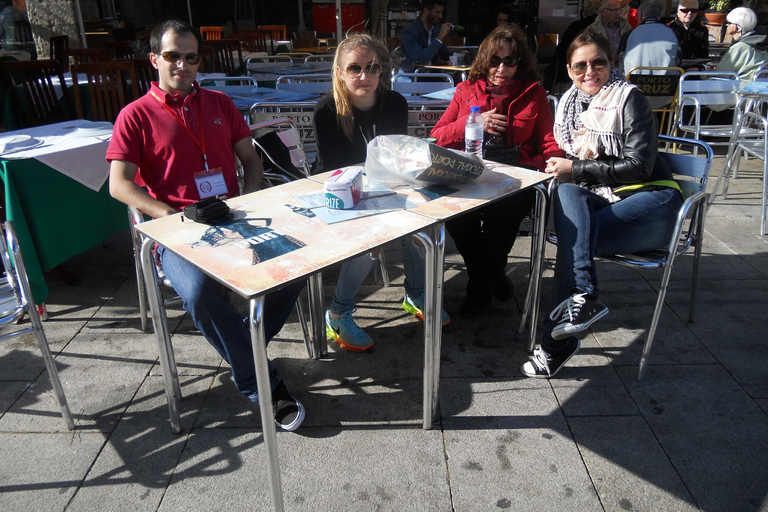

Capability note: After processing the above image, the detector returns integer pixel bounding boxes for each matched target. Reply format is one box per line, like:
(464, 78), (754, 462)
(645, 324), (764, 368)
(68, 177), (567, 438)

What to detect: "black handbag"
(483, 141), (523, 166)
(183, 197), (230, 224)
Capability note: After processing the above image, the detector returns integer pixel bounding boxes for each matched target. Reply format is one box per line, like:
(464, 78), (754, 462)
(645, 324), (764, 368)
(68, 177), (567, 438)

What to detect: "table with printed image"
(135, 161), (550, 512)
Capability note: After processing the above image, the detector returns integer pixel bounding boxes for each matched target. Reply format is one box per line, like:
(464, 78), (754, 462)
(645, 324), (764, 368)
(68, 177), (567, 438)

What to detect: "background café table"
(0, 120), (125, 304)
(200, 84), (320, 115)
(135, 177), (436, 511)
(247, 62), (333, 83)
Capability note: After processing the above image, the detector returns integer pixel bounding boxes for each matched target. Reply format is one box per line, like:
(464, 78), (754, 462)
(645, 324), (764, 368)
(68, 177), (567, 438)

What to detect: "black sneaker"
(550, 292), (608, 341)
(272, 381), (305, 432)
(521, 338), (580, 378)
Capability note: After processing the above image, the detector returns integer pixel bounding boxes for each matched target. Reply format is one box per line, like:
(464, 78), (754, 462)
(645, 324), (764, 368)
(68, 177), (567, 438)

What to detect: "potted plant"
(704, 0), (730, 25)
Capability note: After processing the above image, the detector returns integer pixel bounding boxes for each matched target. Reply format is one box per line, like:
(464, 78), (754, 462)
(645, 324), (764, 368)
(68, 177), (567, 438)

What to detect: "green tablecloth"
(0, 157), (127, 303)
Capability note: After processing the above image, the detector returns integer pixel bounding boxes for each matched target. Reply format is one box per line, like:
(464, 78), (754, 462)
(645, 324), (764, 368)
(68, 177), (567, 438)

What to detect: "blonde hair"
(331, 33), (392, 141)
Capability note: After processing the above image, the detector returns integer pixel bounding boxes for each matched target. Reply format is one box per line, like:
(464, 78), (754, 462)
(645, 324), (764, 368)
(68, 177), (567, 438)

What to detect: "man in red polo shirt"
(107, 19), (305, 431)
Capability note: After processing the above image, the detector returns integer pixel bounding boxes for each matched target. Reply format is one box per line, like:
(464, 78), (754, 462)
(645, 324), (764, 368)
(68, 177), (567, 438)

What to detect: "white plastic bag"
(365, 135), (484, 187)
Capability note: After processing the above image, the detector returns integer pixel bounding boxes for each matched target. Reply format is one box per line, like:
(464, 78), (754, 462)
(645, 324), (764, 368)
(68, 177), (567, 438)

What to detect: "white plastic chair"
(0, 221), (74, 429)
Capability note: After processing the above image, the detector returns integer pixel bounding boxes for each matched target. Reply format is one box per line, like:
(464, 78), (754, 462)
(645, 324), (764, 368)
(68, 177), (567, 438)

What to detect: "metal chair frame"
(522, 136), (714, 380)
(0, 221), (74, 430)
(391, 72), (455, 97)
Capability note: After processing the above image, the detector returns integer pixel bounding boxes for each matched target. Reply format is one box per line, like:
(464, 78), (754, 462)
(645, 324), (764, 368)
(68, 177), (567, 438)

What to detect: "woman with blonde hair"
(313, 33), (448, 351)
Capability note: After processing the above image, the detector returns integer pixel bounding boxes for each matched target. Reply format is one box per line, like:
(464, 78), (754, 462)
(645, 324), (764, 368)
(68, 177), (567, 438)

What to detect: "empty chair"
(66, 48), (111, 66)
(0, 59), (75, 127)
(626, 66), (685, 135)
(305, 54), (334, 64)
(71, 61), (139, 122)
(231, 31), (268, 53)
(709, 108), (768, 235)
(200, 26), (223, 40)
(0, 221), (74, 430)
(391, 72), (454, 97)
(275, 73), (333, 94)
(49, 35), (69, 72)
(259, 24), (288, 41)
(104, 41), (135, 60)
(131, 58), (155, 96)
(202, 39), (245, 75)
(675, 70), (741, 147)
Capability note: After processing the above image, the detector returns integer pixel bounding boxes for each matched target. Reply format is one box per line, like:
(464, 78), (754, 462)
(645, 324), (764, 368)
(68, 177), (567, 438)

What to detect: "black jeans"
(446, 189), (535, 303)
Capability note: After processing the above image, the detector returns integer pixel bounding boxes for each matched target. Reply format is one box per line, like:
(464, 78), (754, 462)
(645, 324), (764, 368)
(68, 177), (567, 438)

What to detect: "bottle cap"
(470, 106), (480, 112)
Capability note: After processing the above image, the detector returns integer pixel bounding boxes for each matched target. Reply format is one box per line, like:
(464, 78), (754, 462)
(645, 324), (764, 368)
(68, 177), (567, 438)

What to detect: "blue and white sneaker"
(325, 309), (373, 351)
(402, 294), (450, 326)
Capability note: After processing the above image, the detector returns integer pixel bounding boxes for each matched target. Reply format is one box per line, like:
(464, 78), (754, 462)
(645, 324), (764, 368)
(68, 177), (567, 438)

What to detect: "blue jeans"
(541, 183), (682, 353)
(330, 238), (425, 315)
(158, 246), (306, 402)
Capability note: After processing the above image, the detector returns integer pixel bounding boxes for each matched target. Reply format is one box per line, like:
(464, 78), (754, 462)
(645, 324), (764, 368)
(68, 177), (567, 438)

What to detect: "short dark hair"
(566, 29), (615, 67)
(468, 25), (539, 84)
(149, 19), (202, 55)
(420, 0), (448, 12)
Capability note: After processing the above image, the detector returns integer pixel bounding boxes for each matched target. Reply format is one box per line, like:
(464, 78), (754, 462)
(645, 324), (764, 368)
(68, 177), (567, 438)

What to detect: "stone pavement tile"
(65, 375), (212, 512)
(550, 366), (639, 417)
(158, 427), (451, 511)
(680, 279), (768, 398)
(590, 280), (715, 369)
(568, 415), (699, 512)
(0, 432), (105, 512)
(0, 333), (157, 433)
(618, 364), (768, 512)
(701, 214), (768, 279)
(440, 379), (602, 511)
(0, 380), (29, 416)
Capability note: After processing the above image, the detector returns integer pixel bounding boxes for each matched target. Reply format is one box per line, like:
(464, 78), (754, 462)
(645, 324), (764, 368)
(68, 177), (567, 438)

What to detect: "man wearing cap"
(717, 6), (768, 84)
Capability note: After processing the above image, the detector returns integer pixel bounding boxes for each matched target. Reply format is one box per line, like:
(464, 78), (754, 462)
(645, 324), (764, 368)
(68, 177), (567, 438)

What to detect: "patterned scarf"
(554, 70), (637, 160)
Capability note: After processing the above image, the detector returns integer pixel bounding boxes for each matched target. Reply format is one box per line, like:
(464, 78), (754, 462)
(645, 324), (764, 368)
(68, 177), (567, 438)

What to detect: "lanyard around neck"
(150, 90), (210, 171)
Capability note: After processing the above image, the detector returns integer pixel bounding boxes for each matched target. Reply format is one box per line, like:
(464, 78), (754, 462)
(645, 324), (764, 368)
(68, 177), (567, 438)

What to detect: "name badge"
(193, 168), (228, 199)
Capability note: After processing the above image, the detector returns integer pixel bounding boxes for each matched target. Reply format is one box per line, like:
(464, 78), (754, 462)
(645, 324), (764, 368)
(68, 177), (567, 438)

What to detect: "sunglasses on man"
(160, 51), (201, 65)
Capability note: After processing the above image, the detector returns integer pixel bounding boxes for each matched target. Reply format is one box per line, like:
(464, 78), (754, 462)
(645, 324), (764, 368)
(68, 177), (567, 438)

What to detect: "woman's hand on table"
(545, 157), (573, 182)
(481, 108), (507, 136)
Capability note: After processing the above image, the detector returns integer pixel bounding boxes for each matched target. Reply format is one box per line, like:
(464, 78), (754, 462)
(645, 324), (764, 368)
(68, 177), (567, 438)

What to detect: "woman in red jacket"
(430, 25), (563, 318)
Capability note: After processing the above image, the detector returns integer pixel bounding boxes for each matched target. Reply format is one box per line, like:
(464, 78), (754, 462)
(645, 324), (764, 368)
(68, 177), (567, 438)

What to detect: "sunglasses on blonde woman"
(569, 58), (609, 74)
(678, 7), (696, 13)
(344, 62), (383, 78)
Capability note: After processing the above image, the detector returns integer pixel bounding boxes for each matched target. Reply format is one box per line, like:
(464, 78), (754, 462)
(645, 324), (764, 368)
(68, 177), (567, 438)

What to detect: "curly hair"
(331, 33), (393, 141)
(467, 25), (539, 84)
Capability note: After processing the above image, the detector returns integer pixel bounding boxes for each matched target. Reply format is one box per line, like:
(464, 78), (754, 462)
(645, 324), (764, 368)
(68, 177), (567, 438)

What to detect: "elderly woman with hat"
(716, 7), (768, 84)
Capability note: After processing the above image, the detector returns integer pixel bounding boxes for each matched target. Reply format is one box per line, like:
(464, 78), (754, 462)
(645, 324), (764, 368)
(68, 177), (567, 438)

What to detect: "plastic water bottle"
(464, 106), (483, 158)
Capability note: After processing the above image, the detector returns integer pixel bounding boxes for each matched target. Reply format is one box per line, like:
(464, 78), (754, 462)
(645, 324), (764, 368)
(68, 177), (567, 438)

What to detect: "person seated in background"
(107, 19), (306, 431)
(543, 0), (601, 94)
(667, 0), (709, 61)
(399, 0), (452, 72)
(313, 33), (449, 351)
(493, 4), (517, 28)
(521, 30), (682, 378)
(619, 0), (681, 76)
(429, 25), (563, 318)
(589, 0), (632, 59)
(716, 7), (768, 85)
